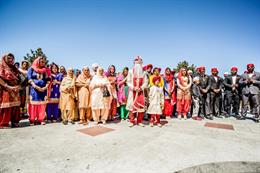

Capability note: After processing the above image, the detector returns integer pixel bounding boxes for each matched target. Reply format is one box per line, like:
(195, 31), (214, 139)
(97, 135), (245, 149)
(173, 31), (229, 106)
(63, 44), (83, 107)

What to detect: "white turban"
(92, 63), (99, 70)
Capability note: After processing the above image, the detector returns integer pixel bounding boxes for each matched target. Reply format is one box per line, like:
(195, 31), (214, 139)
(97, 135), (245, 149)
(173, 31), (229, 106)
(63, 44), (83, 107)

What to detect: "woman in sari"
(0, 53), (21, 128)
(117, 67), (129, 120)
(59, 68), (76, 125)
(46, 63), (63, 123)
(163, 67), (176, 118)
(90, 67), (111, 125)
(27, 56), (50, 125)
(176, 68), (192, 120)
(76, 66), (92, 125)
(106, 65), (117, 121)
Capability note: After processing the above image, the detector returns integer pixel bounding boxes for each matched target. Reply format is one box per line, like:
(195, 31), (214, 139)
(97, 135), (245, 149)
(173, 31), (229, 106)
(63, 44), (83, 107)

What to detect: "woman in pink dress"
(117, 67), (129, 120)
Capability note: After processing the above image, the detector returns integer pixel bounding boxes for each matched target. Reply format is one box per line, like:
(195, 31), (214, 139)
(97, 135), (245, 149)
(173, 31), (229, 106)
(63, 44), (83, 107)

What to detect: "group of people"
(1, 53), (260, 129)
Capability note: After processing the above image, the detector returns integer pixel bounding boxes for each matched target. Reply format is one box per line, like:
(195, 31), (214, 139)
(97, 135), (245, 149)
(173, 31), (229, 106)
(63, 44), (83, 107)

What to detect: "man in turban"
(143, 64), (153, 119)
(223, 67), (241, 118)
(198, 66), (212, 119)
(126, 56), (148, 127)
(209, 68), (223, 119)
(239, 64), (260, 122)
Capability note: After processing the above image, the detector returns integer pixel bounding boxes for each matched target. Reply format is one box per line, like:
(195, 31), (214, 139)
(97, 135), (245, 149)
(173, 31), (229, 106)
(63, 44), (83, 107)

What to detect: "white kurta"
(147, 85), (164, 115)
(90, 75), (110, 110)
(126, 70), (148, 112)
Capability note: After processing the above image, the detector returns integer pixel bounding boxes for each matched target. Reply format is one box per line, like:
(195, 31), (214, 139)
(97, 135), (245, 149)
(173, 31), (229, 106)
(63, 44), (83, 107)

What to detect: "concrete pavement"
(0, 117), (260, 173)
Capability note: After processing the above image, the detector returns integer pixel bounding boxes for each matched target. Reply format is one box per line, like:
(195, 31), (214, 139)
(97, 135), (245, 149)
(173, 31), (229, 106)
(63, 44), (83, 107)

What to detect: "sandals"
(62, 121), (68, 125)
(128, 123), (135, 127)
(69, 121), (75, 125)
(137, 123), (145, 127)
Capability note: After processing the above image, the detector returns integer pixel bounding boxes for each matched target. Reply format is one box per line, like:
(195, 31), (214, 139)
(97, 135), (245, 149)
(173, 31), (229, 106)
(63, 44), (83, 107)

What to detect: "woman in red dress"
(163, 67), (176, 118)
(0, 53), (21, 128)
(106, 65), (118, 121)
(176, 68), (192, 120)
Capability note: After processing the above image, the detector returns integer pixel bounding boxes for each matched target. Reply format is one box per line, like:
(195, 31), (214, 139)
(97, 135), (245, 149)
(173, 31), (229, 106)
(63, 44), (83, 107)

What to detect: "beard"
(133, 63), (143, 78)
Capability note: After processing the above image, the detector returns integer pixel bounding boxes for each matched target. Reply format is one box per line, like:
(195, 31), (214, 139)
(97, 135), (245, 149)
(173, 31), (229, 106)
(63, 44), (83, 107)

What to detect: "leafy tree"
(174, 60), (196, 73)
(23, 48), (49, 65)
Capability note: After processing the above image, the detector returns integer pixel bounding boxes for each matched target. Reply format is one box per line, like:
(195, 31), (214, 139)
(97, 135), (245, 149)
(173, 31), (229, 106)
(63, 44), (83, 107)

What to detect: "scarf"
(0, 54), (20, 85)
(31, 57), (47, 74)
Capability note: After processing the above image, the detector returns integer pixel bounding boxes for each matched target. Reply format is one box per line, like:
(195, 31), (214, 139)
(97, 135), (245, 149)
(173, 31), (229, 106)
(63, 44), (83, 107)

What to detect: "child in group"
(147, 76), (164, 127)
(191, 76), (202, 120)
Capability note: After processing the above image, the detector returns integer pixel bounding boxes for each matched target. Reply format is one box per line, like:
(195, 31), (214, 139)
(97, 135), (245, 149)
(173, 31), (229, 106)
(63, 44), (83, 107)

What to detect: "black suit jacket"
(209, 75), (223, 92)
(223, 75), (241, 92)
(198, 74), (211, 92)
(239, 72), (260, 95)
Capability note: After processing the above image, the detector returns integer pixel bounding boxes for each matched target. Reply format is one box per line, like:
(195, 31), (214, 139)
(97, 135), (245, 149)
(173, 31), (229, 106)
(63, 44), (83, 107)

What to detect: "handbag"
(103, 86), (111, 97)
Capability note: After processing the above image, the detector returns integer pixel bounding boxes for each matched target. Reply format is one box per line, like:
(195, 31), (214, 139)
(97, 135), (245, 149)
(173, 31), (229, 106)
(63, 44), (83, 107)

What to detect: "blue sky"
(0, 0), (259, 75)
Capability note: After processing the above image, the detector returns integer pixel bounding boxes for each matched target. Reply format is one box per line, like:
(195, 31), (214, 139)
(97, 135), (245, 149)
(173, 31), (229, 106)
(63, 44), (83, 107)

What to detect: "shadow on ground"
(175, 161), (260, 173)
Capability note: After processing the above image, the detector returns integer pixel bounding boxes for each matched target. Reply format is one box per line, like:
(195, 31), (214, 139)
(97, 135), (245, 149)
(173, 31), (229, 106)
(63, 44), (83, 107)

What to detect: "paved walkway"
(0, 117), (260, 173)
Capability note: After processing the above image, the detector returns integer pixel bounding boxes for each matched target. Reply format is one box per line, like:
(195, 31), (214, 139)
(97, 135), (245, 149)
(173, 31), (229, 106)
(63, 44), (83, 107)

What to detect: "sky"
(0, 0), (260, 75)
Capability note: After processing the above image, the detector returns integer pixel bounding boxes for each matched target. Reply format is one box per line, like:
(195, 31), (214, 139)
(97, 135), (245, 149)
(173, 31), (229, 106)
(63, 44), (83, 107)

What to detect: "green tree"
(23, 48), (49, 65)
(174, 60), (196, 73)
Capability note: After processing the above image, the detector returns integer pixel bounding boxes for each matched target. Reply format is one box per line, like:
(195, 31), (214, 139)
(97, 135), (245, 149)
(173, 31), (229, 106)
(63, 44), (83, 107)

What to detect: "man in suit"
(221, 72), (229, 117)
(239, 64), (260, 122)
(209, 68), (223, 118)
(223, 67), (241, 118)
(198, 66), (212, 119)
(143, 64), (153, 121)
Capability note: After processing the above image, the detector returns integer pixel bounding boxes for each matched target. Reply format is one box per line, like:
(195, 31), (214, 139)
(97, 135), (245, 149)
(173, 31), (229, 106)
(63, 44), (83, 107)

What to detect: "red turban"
(211, 68), (218, 73)
(153, 76), (161, 84)
(197, 66), (205, 72)
(231, 67), (238, 72)
(146, 64), (153, 69)
(200, 66), (205, 71)
(247, 64), (254, 68)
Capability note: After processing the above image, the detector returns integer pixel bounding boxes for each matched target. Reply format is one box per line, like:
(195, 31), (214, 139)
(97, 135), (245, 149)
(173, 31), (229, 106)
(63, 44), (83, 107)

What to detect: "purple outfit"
(46, 73), (63, 120)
